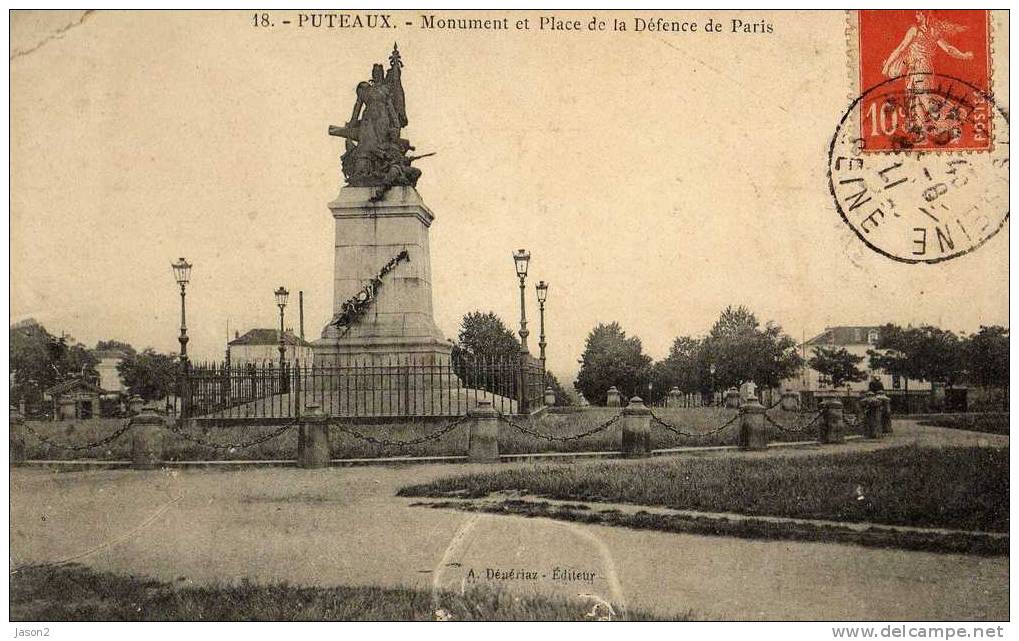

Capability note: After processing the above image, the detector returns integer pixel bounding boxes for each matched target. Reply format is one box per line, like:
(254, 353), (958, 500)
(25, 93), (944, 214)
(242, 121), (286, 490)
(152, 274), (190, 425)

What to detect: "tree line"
(11, 312), (1009, 409)
(575, 306), (804, 405)
(9, 319), (179, 407)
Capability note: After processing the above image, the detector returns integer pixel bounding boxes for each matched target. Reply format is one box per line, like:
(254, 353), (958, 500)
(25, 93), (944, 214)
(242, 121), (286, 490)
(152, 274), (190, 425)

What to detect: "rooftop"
(228, 328), (313, 348)
(804, 326), (882, 347)
(45, 376), (106, 396)
(93, 349), (130, 360)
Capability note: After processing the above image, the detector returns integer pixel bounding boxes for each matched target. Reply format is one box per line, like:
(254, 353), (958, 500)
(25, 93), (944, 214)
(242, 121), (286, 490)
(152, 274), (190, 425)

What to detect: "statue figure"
(330, 44), (431, 189)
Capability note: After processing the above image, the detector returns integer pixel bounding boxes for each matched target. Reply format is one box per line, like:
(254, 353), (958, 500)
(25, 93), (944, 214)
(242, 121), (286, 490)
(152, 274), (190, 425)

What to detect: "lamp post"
(709, 363), (717, 405)
(535, 280), (549, 373)
(171, 257), (192, 364)
(512, 249), (531, 351)
(512, 249), (531, 414)
(274, 286), (289, 368)
(171, 257), (192, 417)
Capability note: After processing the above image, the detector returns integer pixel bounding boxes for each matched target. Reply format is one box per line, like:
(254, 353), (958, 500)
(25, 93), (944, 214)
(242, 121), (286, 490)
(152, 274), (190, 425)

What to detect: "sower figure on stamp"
(881, 11), (975, 145)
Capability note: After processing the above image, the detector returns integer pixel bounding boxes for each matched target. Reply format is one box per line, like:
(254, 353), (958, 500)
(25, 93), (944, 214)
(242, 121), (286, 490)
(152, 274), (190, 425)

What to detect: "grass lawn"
(12, 406), (839, 461)
(918, 413), (1009, 436)
(400, 445), (1009, 534)
(10, 564), (663, 621)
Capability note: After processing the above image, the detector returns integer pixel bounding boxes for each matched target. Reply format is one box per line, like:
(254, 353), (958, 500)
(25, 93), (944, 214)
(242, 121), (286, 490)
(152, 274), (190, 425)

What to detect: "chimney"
(299, 290), (305, 340)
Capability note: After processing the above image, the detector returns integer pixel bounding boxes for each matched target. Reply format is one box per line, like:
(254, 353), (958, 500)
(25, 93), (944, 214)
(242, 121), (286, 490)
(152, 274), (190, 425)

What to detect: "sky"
(10, 10), (1010, 385)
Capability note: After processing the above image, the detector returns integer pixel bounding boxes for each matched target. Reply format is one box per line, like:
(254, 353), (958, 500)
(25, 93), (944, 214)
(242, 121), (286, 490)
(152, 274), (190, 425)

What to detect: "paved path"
(9, 421), (1008, 620)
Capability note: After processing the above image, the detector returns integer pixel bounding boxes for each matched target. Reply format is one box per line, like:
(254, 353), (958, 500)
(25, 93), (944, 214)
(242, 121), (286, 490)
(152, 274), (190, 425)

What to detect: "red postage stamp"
(851, 10), (993, 153)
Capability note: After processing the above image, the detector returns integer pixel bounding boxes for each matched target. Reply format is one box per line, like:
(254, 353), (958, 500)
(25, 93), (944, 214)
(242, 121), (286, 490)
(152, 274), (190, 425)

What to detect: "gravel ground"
(9, 421), (1008, 621)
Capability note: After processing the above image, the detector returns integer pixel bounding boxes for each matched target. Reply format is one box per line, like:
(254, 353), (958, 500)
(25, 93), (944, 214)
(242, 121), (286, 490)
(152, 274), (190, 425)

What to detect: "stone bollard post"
(780, 391), (800, 412)
(606, 386), (622, 408)
(738, 398), (768, 450)
(862, 394), (883, 439)
(876, 393), (893, 434)
(467, 399), (500, 463)
(297, 403), (331, 469)
(819, 399), (844, 444)
(667, 387), (682, 408)
(543, 386), (556, 407)
(724, 388), (741, 409)
(9, 408), (26, 464)
(128, 395), (145, 416)
(620, 396), (651, 457)
(130, 404), (166, 470)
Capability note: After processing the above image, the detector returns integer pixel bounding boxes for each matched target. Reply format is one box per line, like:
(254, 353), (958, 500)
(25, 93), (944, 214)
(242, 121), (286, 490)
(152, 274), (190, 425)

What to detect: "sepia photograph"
(6, 7), (1011, 631)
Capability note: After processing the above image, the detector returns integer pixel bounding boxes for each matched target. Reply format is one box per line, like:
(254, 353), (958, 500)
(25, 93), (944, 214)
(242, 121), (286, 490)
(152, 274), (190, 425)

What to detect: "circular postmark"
(828, 72), (1009, 264)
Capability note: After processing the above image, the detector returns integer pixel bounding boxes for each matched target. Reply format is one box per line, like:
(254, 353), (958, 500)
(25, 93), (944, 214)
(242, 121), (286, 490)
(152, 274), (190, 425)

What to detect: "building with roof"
(44, 376), (106, 420)
(227, 329), (314, 367)
(786, 325), (923, 393)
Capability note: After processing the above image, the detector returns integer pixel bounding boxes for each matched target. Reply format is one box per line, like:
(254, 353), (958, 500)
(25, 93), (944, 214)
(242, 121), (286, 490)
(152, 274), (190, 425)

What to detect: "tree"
(914, 325), (965, 388)
(964, 325), (1008, 388)
(700, 306), (803, 390)
(808, 346), (867, 390)
(117, 349), (178, 400)
(867, 323), (916, 385)
(454, 311), (522, 360)
(574, 322), (652, 405)
(9, 319), (98, 407)
(95, 339), (137, 357)
(653, 336), (707, 394)
(868, 323), (965, 389)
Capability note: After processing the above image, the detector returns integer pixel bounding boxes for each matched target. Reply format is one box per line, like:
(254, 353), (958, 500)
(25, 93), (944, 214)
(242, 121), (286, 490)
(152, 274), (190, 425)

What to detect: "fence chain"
(18, 420), (134, 452)
(762, 410), (824, 434)
(329, 414), (471, 447)
(649, 410), (740, 439)
(165, 420), (298, 451)
(498, 412), (622, 442)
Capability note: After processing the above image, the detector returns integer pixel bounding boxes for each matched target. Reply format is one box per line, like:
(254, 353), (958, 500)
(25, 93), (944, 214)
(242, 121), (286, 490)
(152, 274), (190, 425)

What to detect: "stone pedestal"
(876, 393), (893, 433)
(780, 391), (800, 412)
(128, 395), (144, 415)
(129, 406), (166, 470)
(724, 388), (741, 409)
(298, 404), (331, 468)
(862, 395), (883, 439)
(667, 387), (682, 408)
(739, 400), (768, 450)
(543, 386), (556, 407)
(467, 400), (500, 463)
(819, 399), (844, 444)
(313, 186), (453, 367)
(620, 397), (650, 457)
(9, 409), (26, 463)
(606, 386), (621, 408)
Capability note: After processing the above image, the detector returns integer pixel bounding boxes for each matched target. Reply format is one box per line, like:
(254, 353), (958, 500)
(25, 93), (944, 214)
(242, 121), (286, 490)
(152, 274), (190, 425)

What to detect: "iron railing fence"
(646, 392), (711, 409)
(180, 352), (546, 421)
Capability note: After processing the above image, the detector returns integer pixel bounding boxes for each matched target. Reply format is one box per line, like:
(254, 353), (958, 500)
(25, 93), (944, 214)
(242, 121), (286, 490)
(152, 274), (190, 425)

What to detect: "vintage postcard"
(7, 8), (1010, 631)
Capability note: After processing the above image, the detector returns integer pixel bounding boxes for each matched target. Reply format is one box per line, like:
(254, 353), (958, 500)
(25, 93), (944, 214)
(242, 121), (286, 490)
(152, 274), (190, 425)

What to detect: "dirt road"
(9, 422), (1007, 620)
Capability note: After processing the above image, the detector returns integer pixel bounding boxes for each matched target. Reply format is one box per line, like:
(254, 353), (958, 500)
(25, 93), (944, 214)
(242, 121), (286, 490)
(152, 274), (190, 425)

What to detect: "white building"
(787, 325), (924, 393)
(227, 329), (314, 367)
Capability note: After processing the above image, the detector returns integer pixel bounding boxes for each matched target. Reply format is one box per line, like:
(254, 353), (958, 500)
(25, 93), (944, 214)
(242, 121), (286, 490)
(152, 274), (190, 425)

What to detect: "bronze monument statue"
(330, 44), (432, 189)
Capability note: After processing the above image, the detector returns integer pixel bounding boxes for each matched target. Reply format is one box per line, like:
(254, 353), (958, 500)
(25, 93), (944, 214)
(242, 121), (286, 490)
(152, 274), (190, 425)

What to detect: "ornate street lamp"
(274, 286), (289, 368)
(512, 249), (531, 351)
(709, 362), (717, 405)
(535, 280), (549, 372)
(171, 257), (192, 363)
